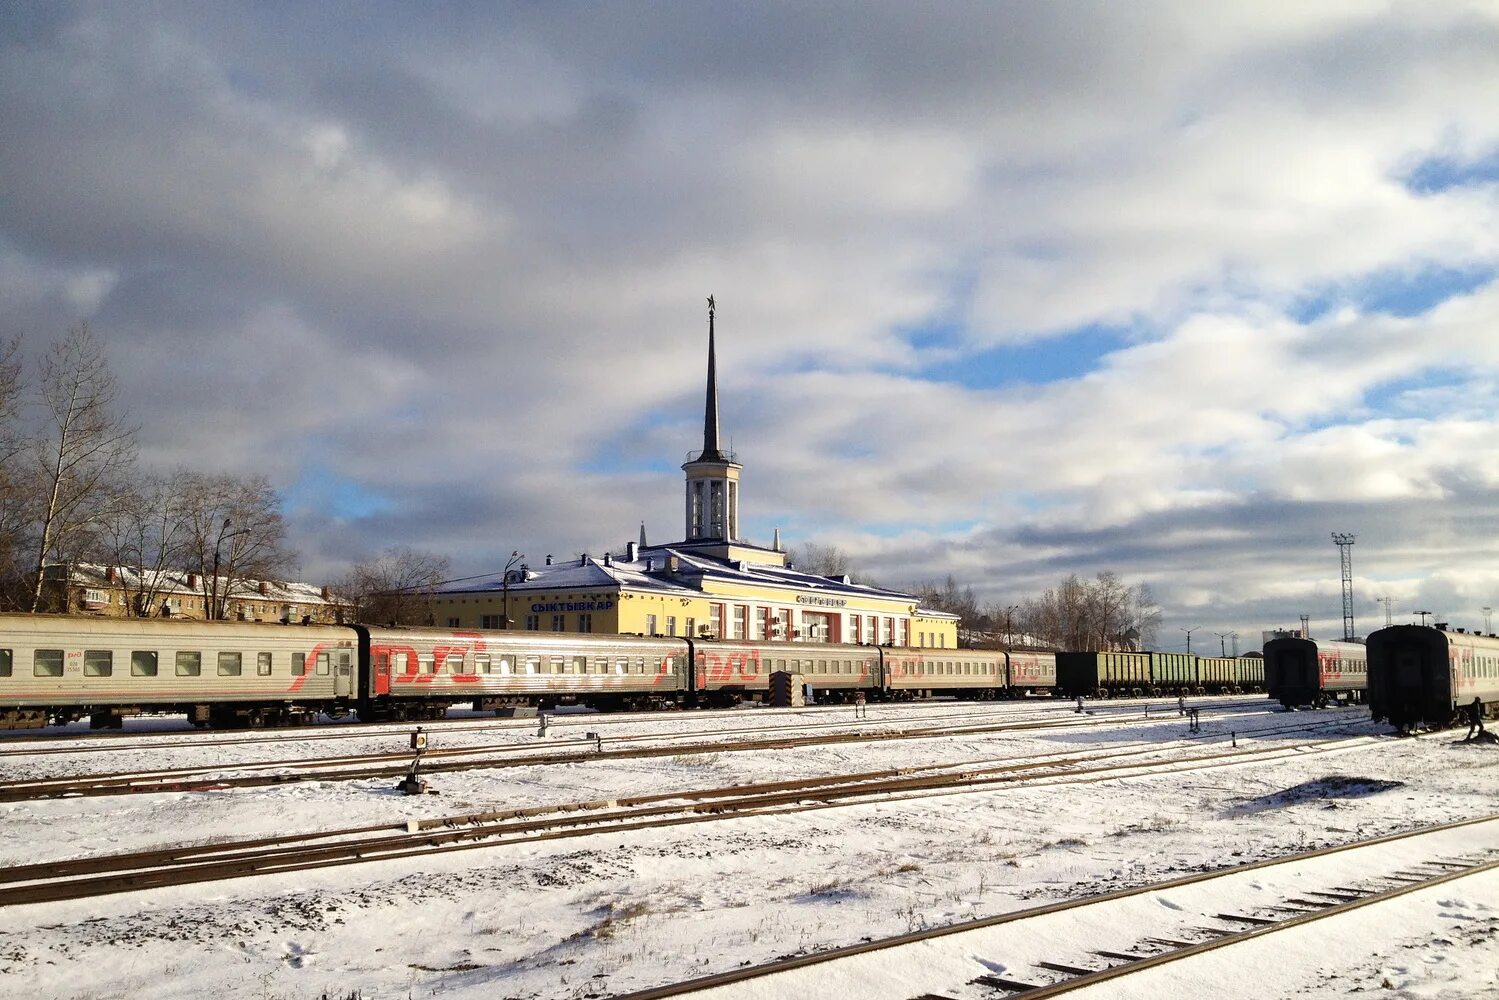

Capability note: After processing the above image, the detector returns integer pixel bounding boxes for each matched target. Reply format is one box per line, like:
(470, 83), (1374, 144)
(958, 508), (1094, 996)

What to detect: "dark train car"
(1056, 651), (1150, 698)
(1367, 625), (1499, 730)
(1005, 650), (1056, 696)
(1263, 637), (1366, 709)
(885, 646), (1006, 700)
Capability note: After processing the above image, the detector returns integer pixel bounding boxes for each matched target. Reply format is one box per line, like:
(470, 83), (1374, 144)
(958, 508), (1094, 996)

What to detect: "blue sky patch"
(1292, 264), (1494, 323)
(910, 322), (1130, 390)
(1401, 149), (1499, 194)
(284, 468), (393, 520)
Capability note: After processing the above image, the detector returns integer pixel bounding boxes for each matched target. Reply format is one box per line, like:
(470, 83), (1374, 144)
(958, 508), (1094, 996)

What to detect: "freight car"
(1366, 625), (1499, 731)
(1262, 637), (1366, 709)
(1, 614), (1074, 729)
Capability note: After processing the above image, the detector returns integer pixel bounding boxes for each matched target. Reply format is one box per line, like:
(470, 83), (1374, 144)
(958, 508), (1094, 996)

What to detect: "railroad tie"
(1090, 949), (1152, 961)
(1214, 912), (1278, 925)
(1034, 961), (1102, 976)
(970, 974), (1041, 992)
(1189, 926), (1237, 937)
(1305, 890), (1362, 902)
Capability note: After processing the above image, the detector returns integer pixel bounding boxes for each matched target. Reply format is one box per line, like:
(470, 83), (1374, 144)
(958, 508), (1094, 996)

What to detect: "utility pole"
(1377, 596), (1393, 627)
(1215, 631), (1233, 656)
(1180, 626), (1199, 654)
(1332, 532), (1356, 640)
(1415, 610), (1432, 627)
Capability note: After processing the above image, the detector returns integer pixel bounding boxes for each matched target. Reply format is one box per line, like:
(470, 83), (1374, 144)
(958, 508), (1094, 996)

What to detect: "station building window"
(686, 617), (697, 638)
(551, 614), (565, 631)
(645, 614), (657, 635)
(526, 615), (540, 630)
(666, 616), (677, 636)
(447, 617), (460, 628)
(733, 606), (747, 640)
(578, 613), (592, 632)
(481, 615), (501, 629)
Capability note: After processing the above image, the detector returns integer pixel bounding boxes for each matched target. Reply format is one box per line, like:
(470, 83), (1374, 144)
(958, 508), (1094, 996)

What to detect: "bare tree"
(913, 574), (984, 645)
(0, 336), (27, 608)
(94, 470), (193, 616)
(177, 472), (294, 619)
(338, 547), (451, 625)
(28, 324), (139, 611)
(785, 542), (869, 581)
(1018, 572), (1162, 651)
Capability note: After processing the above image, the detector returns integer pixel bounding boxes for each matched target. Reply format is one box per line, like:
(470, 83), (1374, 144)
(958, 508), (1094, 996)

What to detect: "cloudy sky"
(3, 2), (1498, 650)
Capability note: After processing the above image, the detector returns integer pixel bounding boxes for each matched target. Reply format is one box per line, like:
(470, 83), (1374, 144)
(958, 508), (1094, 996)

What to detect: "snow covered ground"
(0, 697), (1494, 999)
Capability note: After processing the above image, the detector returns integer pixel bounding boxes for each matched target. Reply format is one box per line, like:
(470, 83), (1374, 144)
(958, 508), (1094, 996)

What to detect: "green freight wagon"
(1149, 651), (1196, 693)
(1234, 655), (1265, 692)
(1196, 656), (1237, 692)
(1056, 651), (1151, 698)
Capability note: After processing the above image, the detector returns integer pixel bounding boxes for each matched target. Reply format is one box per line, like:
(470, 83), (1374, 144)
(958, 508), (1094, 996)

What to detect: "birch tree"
(177, 472), (294, 619)
(28, 324), (138, 611)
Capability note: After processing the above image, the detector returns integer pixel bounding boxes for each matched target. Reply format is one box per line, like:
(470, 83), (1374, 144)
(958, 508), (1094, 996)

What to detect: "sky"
(2, 2), (1498, 651)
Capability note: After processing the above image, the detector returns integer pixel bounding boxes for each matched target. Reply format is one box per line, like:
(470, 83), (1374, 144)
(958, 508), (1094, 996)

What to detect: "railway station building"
(428, 302), (959, 648)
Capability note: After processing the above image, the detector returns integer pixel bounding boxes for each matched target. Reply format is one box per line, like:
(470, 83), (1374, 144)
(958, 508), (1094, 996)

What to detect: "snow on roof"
(434, 547), (933, 610)
(59, 563), (345, 606)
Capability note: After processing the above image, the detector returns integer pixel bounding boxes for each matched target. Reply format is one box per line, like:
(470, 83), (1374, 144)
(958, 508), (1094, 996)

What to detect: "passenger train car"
(1366, 624), (1499, 730)
(0, 614), (1062, 729)
(1262, 637), (1367, 709)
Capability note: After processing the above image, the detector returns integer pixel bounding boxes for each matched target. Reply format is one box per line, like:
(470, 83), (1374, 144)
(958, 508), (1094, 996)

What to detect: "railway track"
(0, 702), (1346, 801)
(0, 726), (1394, 907)
(610, 813), (1499, 999)
(0, 694), (1269, 757)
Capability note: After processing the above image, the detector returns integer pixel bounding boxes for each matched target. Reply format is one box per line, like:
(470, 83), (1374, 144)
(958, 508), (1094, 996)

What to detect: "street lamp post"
(210, 519), (250, 621)
(1415, 610), (1432, 627)
(1215, 631), (1233, 657)
(501, 551), (524, 629)
(1003, 605), (1018, 651)
(1180, 626), (1199, 654)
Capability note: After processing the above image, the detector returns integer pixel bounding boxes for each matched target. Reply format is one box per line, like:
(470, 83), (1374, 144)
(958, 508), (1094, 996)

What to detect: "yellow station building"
(428, 301), (958, 648)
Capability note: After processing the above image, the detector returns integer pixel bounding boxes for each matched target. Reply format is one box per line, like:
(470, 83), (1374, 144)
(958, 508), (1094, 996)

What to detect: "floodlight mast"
(1332, 533), (1356, 641)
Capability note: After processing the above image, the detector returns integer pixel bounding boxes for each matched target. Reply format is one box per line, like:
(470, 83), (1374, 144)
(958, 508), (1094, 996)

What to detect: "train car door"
(336, 649), (354, 697)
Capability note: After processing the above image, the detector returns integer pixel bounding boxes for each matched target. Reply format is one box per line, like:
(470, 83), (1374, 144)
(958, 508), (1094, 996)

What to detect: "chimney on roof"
(257, 580), (268, 596)
(105, 566), (117, 583)
(580, 553), (588, 566)
(773, 527), (781, 552)
(545, 554), (552, 566)
(187, 572), (198, 589)
(320, 586), (331, 601)
(603, 552), (612, 567)
(639, 522), (647, 548)
(626, 541), (638, 562)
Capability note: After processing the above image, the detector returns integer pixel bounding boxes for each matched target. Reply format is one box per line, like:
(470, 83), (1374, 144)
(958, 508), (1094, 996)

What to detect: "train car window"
(34, 649), (64, 677)
(83, 650), (113, 677)
(217, 652), (242, 676)
(476, 654), (491, 674)
(448, 652), (467, 674)
(524, 656), (539, 674)
(633, 657), (646, 674)
(0, 648), (10, 677)
(257, 652), (272, 676)
(775, 659), (786, 670)
(317, 652), (331, 675)
(573, 656), (587, 674)
(176, 651), (201, 676)
(293, 652), (306, 676)
(498, 656), (514, 674)
(131, 651), (159, 677)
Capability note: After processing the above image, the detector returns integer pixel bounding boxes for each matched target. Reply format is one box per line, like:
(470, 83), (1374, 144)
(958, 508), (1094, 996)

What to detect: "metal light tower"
(1332, 532), (1356, 640)
(1215, 631), (1233, 656)
(1485, 606), (1493, 634)
(1377, 596), (1393, 628)
(1180, 626), (1199, 653)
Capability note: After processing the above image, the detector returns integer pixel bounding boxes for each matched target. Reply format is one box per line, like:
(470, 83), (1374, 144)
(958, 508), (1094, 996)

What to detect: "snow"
(0, 696), (1494, 999)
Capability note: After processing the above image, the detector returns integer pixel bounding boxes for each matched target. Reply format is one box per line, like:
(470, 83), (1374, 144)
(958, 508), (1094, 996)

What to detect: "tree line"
(795, 542), (1162, 652)
(0, 325), (294, 617)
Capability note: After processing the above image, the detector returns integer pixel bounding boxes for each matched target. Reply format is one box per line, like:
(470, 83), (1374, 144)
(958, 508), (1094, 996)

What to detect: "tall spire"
(700, 294), (726, 463)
